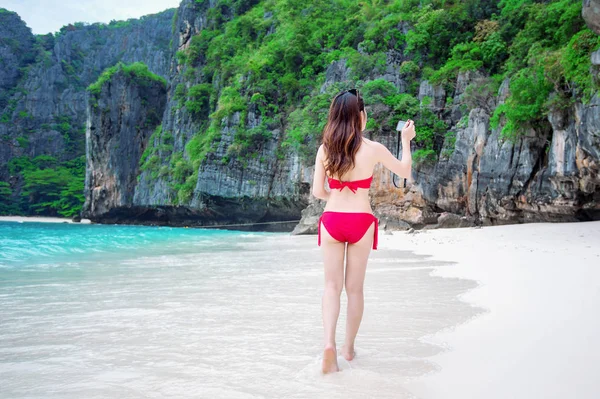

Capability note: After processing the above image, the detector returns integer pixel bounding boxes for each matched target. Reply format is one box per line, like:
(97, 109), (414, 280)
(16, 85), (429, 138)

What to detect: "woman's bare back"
(323, 138), (379, 213)
(312, 120), (415, 213)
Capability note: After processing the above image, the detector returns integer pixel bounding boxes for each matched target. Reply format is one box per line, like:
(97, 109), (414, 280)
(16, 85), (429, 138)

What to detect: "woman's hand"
(401, 119), (416, 143)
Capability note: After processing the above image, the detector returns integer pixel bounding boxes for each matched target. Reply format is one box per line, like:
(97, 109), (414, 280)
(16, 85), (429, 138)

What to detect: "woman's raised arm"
(375, 119), (415, 180)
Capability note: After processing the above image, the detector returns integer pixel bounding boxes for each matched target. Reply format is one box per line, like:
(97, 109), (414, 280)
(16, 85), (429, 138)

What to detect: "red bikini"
(318, 175), (378, 250)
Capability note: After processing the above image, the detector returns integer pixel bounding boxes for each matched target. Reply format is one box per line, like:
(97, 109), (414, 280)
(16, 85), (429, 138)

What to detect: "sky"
(1, 0), (182, 35)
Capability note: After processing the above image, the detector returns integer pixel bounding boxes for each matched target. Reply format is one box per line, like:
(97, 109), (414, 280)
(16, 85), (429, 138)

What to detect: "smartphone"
(394, 120), (408, 189)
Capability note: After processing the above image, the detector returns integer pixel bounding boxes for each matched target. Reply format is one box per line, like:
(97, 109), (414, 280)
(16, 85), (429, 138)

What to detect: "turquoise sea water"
(0, 221), (252, 269)
(0, 220), (475, 398)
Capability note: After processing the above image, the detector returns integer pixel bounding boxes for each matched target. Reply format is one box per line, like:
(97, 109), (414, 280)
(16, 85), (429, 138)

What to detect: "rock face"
(388, 74), (599, 227)
(0, 9), (36, 194)
(583, 0), (600, 34)
(296, 65), (600, 232)
(2, 2), (599, 231)
(584, 1), (600, 66)
(291, 197), (325, 235)
(81, 0), (308, 229)
(416, 92), (600, 224)
(0, 9), (35, 96)
(82, 70), (167, 220)
(396, 13), (600, 226)
(0, 8), (175, 182)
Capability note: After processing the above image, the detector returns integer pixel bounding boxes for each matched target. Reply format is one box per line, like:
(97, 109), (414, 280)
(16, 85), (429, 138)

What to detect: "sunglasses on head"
(335, 88), (364, 110)
(335, 88), (359, 98)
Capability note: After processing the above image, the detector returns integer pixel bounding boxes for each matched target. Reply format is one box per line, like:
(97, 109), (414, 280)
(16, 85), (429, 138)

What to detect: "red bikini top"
(327, 175), (373, 193)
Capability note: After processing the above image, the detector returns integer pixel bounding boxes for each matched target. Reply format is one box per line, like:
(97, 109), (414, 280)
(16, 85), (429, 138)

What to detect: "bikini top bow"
(329, 179), (359, 193)
(327, 176), (373, 194)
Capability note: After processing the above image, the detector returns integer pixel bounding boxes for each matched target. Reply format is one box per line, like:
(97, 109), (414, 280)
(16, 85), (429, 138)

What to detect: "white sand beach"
(0, 216), (92, 224)
(390, 221), (600, 399)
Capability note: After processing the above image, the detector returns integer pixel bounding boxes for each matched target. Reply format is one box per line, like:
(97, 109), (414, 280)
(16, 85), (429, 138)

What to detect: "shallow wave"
(0, 224), (479, 398)
(0, 221), (268, 268)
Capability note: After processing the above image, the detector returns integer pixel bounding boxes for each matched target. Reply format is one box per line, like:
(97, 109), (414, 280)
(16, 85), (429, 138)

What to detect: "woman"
(311, 88), (416, 374)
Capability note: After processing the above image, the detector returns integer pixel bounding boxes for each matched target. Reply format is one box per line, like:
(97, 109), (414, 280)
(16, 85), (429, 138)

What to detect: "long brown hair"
(322, 90), (365, 180)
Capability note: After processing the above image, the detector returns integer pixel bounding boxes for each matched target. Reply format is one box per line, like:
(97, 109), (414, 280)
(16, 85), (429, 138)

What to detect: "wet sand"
(0, 224), (478, 399)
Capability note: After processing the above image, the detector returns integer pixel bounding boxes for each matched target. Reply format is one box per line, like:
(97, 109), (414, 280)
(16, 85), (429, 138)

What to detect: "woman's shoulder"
(361, 137), (385, 151)
(317, 143), (325, 158)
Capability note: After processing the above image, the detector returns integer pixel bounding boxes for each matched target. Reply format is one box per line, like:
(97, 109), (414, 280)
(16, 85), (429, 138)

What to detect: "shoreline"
(0, 215), (298, 231)
(0, 216), (92, 224)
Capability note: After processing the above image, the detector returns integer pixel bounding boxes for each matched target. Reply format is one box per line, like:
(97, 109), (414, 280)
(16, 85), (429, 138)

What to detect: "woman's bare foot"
(341, 344), (355, 361)
(322, 346), (339, 374)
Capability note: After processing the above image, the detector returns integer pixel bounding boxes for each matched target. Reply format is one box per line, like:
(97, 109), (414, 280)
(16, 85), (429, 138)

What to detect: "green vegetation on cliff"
(3, 0), (598, 217)
(87, 61), (167, 97)
(490, 0), (600, 138)
(0, 181), (17, 215)
(1, 9), (174, 218)
(1, 112), (86, 216)
(2, 155), (85, 217)
(171, 0), (598, 170)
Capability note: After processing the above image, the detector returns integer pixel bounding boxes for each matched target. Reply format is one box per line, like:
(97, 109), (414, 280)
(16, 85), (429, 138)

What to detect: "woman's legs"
(319, 220), (346, 373)
(342, 222), (374, 361)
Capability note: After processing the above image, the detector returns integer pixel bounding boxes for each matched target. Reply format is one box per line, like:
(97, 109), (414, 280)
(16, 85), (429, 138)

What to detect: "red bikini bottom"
(318, 211), (378, 250)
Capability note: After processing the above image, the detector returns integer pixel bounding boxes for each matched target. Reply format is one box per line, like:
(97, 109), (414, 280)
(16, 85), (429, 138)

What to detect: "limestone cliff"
(296, 63), (600, 232)
(0, 7), (175, 201)
(412, 81), (600, 225)
(82, 67), (167, 221)
(0, 9), (35, 97)
(583, 0), (600, 35)
(77, 0), (600, 230)
(82, 0), (307, 229)
(2, 1), (599, 231)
